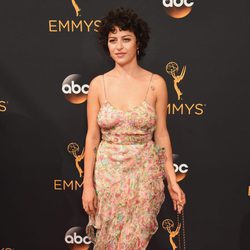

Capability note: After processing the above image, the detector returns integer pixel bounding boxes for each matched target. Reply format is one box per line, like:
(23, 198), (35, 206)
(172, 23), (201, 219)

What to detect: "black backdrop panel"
(0, 1), (250, 249)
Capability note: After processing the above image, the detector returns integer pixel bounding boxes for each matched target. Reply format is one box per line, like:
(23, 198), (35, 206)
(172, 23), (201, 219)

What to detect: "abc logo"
(0, 100), (7, 112)
(162, 0), (194, 7)
(62, 81), (89, 95)
(65, 226), (91, 246)
(162, 0), (194, 19)
(62, 74), (89, 104)
(173, 154), (189, 182)
(174, 163), (188, 173)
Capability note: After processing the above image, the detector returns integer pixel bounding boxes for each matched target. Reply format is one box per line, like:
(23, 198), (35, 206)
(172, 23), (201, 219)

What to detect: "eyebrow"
(108, 35), (133, 39)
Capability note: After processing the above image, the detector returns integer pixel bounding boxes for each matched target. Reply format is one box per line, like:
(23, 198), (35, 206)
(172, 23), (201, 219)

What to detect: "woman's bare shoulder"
(152, 73), (165, 82)
(152, 73), (167, 90)
(87, 74), (104, 94)
(89, 74), (103, 86)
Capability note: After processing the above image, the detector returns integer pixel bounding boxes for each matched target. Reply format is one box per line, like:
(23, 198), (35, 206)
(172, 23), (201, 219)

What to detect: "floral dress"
(85, 73), (167, 250)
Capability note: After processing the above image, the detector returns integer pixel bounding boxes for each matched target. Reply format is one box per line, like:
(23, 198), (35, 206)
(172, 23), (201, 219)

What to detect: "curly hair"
(97, 7), (150, 60)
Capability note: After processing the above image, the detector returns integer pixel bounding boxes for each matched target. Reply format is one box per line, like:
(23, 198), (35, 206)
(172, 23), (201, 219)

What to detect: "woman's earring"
(137, 48), (140, 56)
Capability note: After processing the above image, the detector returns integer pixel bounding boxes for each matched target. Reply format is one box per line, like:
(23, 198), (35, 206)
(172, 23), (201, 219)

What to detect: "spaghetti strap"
(103, 74), (108, 102)
(144, 73), (154, 101)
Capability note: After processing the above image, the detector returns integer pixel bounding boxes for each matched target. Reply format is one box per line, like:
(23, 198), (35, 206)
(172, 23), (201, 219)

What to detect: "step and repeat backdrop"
(0, 0), (249, 250)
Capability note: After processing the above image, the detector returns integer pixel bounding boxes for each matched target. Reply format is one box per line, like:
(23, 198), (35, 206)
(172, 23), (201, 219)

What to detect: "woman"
(82, 7), (186, 249)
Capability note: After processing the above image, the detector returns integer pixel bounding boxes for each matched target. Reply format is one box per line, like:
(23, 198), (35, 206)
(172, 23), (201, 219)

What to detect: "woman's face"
(107, 26), (138, 64)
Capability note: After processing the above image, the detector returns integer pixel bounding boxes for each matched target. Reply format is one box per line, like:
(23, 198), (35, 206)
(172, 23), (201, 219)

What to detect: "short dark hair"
(97, 7), (150, 60)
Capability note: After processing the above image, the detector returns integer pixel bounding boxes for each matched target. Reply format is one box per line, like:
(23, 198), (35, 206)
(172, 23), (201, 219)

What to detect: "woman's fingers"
(177, 201), (183, 213)
(84, 203), (89, 214)
(174, 200), (183, 213)
(178, 190), (183, 203)
(170, 186), (186, 214)
(88, 201), (96, 215)
(82, 192), (98, 216)
(177, 204), (182, 214)
(83, 201), (92, 215)
(177, 193), (185, 213)
(173, 199), (177, 211)
(182, 191), (186, 205)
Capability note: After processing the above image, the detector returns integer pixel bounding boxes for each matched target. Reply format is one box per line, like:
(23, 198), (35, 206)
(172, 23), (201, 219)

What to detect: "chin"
(115, 56), (136, 65)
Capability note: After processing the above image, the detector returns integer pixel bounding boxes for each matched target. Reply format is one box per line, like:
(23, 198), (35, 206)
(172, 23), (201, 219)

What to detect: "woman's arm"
(153, 74), (186, 213)
(153, 74), (177, 187)
(83, 75), (102, 188)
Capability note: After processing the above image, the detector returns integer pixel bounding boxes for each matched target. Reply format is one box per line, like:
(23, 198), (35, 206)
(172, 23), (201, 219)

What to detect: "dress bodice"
(97, 73), (156, 145)
(97, 99), (157, 144)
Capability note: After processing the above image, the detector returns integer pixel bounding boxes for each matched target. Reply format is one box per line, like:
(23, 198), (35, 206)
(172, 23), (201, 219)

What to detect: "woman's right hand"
(82, 186), (98, 216)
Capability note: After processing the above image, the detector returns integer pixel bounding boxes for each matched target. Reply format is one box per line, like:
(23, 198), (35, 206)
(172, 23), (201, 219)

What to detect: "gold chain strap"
(177, 208), (186, 250)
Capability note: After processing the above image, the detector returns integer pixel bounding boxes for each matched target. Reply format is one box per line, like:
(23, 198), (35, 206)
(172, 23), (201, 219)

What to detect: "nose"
(116, 39), (124, 50)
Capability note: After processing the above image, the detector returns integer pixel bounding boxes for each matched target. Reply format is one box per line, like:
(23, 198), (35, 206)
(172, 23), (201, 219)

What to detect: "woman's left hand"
(167, 182), (186, 214)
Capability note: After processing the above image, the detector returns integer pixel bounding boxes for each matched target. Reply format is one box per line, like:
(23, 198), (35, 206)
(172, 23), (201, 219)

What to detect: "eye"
(123, 38), (131, 42)
(109, 39), (116, 43)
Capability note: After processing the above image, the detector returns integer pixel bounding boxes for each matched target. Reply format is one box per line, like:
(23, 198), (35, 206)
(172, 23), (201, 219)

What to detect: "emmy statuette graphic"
(67, 142), (84, 177)
(162, 209), (186, 250)
(166, 62), (186, 101)
(71, 0), (81, 16)
(162, 218), (181, 250)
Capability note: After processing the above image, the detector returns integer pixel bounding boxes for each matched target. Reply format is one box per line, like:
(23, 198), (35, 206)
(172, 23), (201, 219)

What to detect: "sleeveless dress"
(85, 73), (167, 250)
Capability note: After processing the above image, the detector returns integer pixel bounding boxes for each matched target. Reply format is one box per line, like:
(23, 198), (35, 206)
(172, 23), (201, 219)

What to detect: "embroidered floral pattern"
(85, 100), (167, 250)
